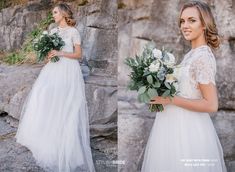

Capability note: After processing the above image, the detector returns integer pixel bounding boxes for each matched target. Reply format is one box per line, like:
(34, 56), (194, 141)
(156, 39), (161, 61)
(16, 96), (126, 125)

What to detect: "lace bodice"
(49, 26), (81, 54)
(176, 45), (217, 99)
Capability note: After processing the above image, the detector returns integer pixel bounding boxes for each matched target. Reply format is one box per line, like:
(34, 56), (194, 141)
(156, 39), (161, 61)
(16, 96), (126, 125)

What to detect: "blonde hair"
(179, 1), (220, 49)
(55, 3), (76, 27)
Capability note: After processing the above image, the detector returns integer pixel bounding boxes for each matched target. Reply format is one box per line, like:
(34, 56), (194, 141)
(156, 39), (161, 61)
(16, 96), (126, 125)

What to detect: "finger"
(48, 55), (53, 59)
(48, 54), (55, 59)
(150, 97), (160, 102)
(149, 101), (157, 104)
(51, 50), (57, 54)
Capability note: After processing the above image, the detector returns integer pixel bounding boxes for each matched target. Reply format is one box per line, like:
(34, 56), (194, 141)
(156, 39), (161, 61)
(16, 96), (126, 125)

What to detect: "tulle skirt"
(15, 57), (95, 172)
(141, 105), (227, 172)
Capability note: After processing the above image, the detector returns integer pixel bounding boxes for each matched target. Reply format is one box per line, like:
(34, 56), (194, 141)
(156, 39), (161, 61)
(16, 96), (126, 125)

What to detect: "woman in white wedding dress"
(141, 1), (227, 172)
(15, 3), (95, 172)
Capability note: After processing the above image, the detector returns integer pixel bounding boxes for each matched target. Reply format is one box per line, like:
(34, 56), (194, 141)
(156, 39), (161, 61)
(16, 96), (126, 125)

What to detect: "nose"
(182, 21), (189, 29)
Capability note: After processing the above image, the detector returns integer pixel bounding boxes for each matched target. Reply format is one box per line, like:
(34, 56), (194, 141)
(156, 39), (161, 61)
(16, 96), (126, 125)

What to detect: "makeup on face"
(179, 7), (205, 42)
(52, 7), (63, 23)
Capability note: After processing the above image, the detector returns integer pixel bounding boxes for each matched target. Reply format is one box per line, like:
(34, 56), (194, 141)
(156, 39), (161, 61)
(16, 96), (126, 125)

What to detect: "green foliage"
(33, 33), (65, 63)
(124, 43), (178, 112)
(4, 52), (24, 65)
(1, 12), (54, 65)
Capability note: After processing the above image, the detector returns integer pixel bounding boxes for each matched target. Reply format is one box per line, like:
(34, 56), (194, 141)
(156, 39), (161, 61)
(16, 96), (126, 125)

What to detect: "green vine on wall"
(2, 12), (54, 65)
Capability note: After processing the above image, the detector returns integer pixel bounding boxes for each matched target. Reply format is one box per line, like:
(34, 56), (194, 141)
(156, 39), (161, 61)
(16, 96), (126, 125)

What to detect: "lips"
(183, 30), (191, 35)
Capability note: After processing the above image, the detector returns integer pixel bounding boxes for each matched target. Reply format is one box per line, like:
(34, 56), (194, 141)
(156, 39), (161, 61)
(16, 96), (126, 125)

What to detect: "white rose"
(42, 31), (48, 35)
(152, 48), (162, 59)
(33, 38), (39, 43)
(164, 52), (175, 66)
(149, 60), (160, 72)
(165, 74), (177, 84)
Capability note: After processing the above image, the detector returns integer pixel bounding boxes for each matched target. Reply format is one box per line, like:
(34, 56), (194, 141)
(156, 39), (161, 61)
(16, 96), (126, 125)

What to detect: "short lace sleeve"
(72, 28), (81, 45)
(49, 27), (57, 35)
(190, 53), (216, 85)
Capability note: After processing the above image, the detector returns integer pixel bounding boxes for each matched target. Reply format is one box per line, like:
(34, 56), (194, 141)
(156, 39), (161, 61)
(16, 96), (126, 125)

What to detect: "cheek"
(54, 13), (61, 19)
(193, 22), (204, 31)
(57, 12), (63, 18)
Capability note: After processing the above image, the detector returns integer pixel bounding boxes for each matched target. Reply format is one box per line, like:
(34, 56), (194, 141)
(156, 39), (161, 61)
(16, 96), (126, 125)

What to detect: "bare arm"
(150, 83), (218, 113)
(171, 83), (218, 112)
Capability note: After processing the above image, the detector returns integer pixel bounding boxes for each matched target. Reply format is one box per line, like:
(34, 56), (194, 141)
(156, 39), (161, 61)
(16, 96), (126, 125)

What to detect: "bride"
(141, 1), (227, 172)
(15, 3), (95, 172)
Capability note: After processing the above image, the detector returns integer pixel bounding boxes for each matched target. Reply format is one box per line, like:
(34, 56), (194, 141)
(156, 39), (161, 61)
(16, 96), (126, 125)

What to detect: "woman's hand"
(46, 50), (63, 62)
(149, 96), (172, 105)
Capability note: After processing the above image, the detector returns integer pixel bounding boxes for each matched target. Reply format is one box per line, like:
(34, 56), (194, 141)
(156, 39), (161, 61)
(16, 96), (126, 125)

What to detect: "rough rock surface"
(0, 0), (53, 52)
(0, 116), (117, 172)
(118, 0), (235, 171)
(0, 0), (117, 171)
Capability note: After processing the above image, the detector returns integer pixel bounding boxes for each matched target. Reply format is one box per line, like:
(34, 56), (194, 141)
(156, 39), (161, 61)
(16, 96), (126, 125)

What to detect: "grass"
(1, 0), (88, 65)
(1, 12), (54, 65)
(0, 0), (28, 11)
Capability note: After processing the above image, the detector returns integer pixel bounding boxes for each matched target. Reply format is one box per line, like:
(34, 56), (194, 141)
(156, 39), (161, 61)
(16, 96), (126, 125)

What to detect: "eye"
(180, 19), (185, 24)
(189, 19), (196, 23)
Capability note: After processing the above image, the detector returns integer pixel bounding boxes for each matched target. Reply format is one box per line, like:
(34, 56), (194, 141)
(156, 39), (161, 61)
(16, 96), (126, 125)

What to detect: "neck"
(191, 34), (207, 49)
(58, 20), (68, 28)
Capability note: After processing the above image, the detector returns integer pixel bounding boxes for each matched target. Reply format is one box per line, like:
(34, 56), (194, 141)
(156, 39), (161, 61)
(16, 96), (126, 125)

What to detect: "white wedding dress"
(141, 45), (227, 172)
(15, 26), (95, 172)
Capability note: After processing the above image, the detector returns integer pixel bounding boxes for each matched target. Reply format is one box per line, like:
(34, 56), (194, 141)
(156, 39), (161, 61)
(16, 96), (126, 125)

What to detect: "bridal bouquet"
(125, 43), (179, 112)
(33, 31), (65, 62)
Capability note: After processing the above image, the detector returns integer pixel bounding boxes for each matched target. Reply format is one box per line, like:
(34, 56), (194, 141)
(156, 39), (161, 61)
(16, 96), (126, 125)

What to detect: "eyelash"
(180, 19), (196, 24)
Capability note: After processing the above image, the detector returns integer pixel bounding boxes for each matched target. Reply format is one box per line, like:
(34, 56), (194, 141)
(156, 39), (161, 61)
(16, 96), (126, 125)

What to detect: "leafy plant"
(1, 12), (54, 65)
(33, 32), (65, 62)
(125, 43), (179, 112)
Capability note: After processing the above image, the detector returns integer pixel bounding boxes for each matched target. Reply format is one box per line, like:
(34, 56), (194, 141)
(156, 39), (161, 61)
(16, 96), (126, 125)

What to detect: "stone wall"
(118, 0), (235, 172)
(0, 0), (235, 171)
(0, 0), (53, 51)
(0, 0), (117, 171)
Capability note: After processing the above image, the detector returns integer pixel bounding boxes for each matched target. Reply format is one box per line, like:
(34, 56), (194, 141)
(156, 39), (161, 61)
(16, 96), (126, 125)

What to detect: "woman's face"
(180, 7), (205, 42)
(52, 7), (64, 24)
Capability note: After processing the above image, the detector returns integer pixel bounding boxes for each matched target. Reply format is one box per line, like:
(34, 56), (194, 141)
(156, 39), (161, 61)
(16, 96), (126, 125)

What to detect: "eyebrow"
(180, 17), (197, 20)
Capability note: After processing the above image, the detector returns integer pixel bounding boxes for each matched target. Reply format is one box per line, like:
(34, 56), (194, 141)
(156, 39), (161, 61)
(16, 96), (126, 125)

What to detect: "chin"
(183, 36), (192, 41)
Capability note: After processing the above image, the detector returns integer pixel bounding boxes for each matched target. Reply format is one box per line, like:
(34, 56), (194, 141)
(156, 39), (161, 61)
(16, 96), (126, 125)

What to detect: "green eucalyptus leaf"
(153, 81), (161, 88)
(162, 90), (170, 97)
(138, 86), (146, 94)
(147, 75), (153, 84)
(147, 88), (158, 99)
(142, 92), (150, 103)
(164, 82), (171, 89)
